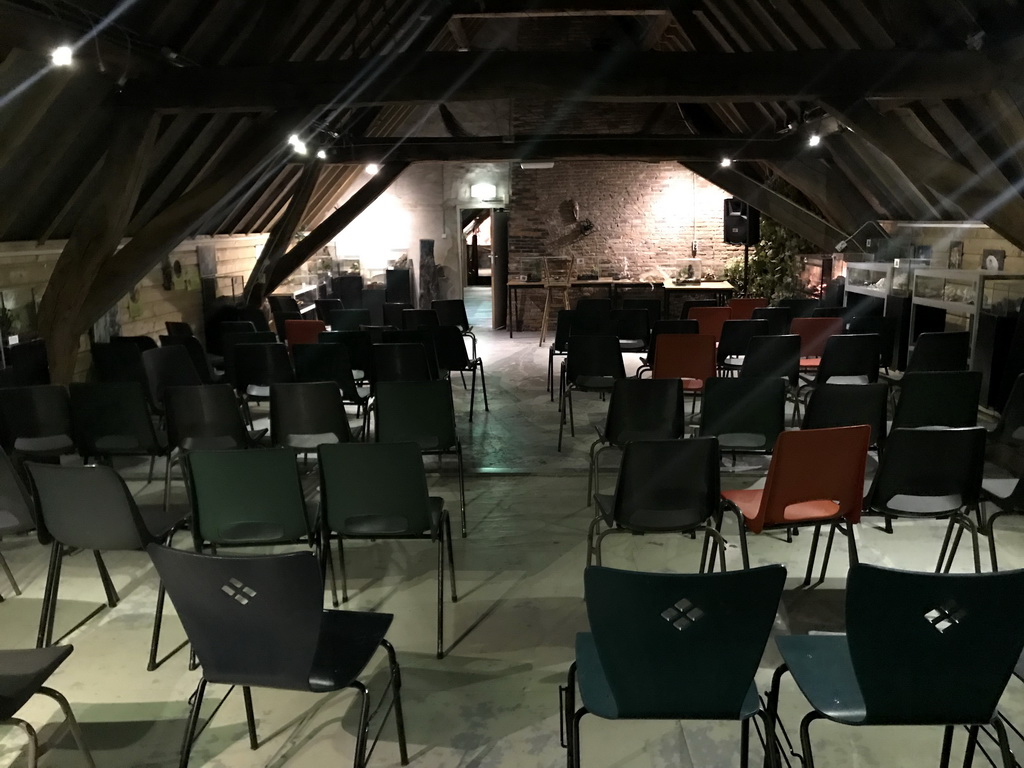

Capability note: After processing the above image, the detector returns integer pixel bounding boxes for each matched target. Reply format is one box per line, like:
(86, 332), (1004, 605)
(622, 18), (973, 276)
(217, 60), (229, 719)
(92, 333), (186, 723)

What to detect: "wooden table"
(505, 279), (734, 336)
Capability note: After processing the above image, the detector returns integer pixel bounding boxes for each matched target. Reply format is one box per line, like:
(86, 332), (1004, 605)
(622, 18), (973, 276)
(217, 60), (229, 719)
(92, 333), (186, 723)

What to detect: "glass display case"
(845, 262), (892, 299)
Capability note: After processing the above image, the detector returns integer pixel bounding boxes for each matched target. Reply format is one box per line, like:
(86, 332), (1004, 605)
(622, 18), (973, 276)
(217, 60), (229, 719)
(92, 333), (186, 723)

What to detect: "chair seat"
(575, 375), (617, 391)
(717, 432), (769, 450)
(982, 477), (1019, 503)
(722, 489), (840, 524)
(776, 634), (867, 725)
(879, 494), (964, 517)
(246, 384), (271, 399)
(13, 435), (75, 455)
(141, 504), (188, 540)
(339, 496), (445, 537)
(799, 358), (822, 369)
(0, 645), (73, 720)
(308, 609), (393, 692)
(619, 340), (645, 352)
(682, 378), (705, 392)
(284, 433), (341, 450)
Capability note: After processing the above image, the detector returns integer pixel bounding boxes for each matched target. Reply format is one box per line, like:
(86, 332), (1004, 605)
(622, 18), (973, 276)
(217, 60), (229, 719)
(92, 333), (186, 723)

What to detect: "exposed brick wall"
(507, 160), (746, 328)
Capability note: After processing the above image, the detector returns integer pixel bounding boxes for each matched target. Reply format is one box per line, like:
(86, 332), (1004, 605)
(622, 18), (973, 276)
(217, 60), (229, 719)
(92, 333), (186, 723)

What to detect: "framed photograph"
(914, 244), (933, 262)
(983, 248), (1006, 271)
(948, 241), (964, 270)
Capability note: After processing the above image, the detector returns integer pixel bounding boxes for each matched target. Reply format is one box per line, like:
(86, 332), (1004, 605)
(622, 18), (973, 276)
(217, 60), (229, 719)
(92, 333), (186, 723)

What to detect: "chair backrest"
(111, 335), (158, 352)
(329, 308), (372, 331)
(603, 379), (686, 446)
(621, 298), (661, 329)
(609, 438), (720, 532)
(0, 385), (72, 453)
(801, 382), (888, 448)
(610, 308), (651, 346)
(748, 425), (870, 533)
(991, 372), (1024, 449)
(160, 335), (217, 384)
(848, 315), (896, 369)
(551, 309), (575, 352)
(148, 545), (327, 688)
(790, 316), (844, 358)
(27, 462), (150, 550)
(688, 306), (731, 343)
(813, 333), (880, 384)
(403, 309), (440, 330)
(565, 335), (626, 382)
(432, 299), (472, 331)
(223, 331), (277, 385)
(217, 321), (257, 354)
(699, 376), (785, 452)
(727, 297), (769, 320)
(68, 382), (162, 456)
(231, 343), (295, 392)
(382, 330), (440, 379)
(272, 311), (302, 341)
(383, 302), (413, 328)
(372, 343), (432, 384)
(291, 343), (363, 401)
(322, 330), (372, 377)
(739, 334), (800, 386)
(583, 564), (786, 719)
(235, 307), (272, 334)
(716, 319), (769, 364)
(283, 319), (327, 348)
(751, 306), (792, 336)
(91, 341), (147, 386)
(142, 345), (202, 409)
(314, 298), (343, 322)
(573, 298), (613, 335)
(431, 325), (474, 370)
(270, 382), (352, 449)
(647, 320), (697, 367)
(811, 305), (845, 318)
(680, 299), (717, 319)
(166, 384), (251, 451)
(0, 447), (34, 535)
(318, 442), (433, 536)
(865, 427), (985, 515)
(892, 371), (981, 429)
(907, 331), (970, 373)
(778, 297), (819, 318)
(845, 563), (1024, 725)
(651, 334), (716, 383)
(375, 380), (458, 450)
(267, 294), (301, 314)
(542, 256), (574, 287)
(165, 321), (194, 337)
(186, 447), (311, 547)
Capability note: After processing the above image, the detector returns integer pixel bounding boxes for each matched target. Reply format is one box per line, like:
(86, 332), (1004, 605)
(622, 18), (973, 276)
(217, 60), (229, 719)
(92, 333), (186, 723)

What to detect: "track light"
(808, 133), (821, 147)
(365, 163), (379, 175)
(720, 157), (732, 167)
(316, 149), (327, 160)
(287, 134), (307, 155)
(50, 45), (73, 67)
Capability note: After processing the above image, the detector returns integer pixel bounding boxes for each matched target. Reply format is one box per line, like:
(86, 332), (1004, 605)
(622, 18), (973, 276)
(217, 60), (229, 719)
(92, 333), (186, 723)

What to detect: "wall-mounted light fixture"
(470, 182), (498, 200)
(520, 161), (555, 170)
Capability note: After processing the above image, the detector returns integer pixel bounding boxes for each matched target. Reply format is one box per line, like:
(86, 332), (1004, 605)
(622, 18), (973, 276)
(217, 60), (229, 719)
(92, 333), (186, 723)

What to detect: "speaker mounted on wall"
(723, 198), (761, 246)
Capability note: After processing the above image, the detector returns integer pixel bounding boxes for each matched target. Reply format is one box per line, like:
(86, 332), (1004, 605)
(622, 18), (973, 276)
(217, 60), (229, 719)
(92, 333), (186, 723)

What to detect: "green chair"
(185, 447), (314, 552)
(564, 564), (786, 768)
(318, 441), (457, 659)
(766, 563), (1024, 768)
(375, 380), (467, 537)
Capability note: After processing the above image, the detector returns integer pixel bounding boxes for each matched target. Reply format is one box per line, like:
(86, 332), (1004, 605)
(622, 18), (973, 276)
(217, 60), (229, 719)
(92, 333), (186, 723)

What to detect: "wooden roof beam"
(120, 49), (1014, 111)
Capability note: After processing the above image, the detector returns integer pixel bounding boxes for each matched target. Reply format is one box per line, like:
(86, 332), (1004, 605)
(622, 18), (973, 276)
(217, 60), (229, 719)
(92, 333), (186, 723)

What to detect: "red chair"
(721, 425), (870, 585)
(688, 306), (731, 344)
(727, 297), (769, 320)
(283, 319), (327, 349)
(790, 316), (844, 372)
(651, 333), (716, 413)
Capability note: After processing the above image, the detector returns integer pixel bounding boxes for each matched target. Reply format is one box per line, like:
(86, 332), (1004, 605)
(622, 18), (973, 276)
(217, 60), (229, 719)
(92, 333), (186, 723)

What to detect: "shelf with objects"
(909, 268), (1024, 403)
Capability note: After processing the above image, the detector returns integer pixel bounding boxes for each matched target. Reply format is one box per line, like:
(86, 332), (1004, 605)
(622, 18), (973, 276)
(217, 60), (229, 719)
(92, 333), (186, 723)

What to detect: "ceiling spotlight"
(316, 149), (327, 160)
(720, 157), (732, 168)
(50, 45), (73, 67)
(291, 140), (307, 155)
(808, 133), (821, 147)
(365, 163), (379, 175)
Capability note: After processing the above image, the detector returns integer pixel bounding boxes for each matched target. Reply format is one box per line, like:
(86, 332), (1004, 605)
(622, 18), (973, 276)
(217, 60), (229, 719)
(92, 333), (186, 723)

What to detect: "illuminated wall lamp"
(520, 161), (555, 170)
(470, 182), (498, 200)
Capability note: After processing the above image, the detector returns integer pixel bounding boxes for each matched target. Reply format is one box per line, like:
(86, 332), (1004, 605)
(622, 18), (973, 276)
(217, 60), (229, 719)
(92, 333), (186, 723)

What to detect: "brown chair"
(688, 306), (732, 343)
(721, 425), (870, 585)
(283, 319), (326, 349)
(650, 333), (716, 414)
(727, 297), (769, 320)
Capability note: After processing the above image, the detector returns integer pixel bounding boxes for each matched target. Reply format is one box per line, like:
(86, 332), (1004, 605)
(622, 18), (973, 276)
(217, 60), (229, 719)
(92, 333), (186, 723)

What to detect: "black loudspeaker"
(724, 199), (760, 245)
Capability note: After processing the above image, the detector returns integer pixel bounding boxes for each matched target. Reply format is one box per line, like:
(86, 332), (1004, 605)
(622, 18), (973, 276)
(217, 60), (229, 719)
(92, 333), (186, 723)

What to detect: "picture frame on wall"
(914, 244), (932, 262)
(948, 241), (964, 270)
(983, 248), (1006, 271)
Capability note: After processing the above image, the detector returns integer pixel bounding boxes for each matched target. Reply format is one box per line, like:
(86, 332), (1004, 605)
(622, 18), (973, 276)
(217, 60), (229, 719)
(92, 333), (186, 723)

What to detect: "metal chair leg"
(469, 366), (477, 422)
(585, 515), (603, 567)
(148, 581), (167, 671)
(0, 550), (18, 595)
(992, 717), (1016, 768)
(571, 707), (589, 768)
(938, 724), (954, 768)
(242, 686), (258, 749)
(802, 524), (822, 587)
(9, 718), (38, 768)
(456, 443), (467, 538)
(935, 516), (958, 573)
(93, 551), (119, 607)
(38, 543), (62, 648)
(351, 682), (372, 768)
(798, 712), (824, 768)
(179, 678), (207, 768)
(382, 639), (410, 765)
(764, 665), (790, 768)
(479, 360), (489, 411)
(436, 531), (445, 659)
(445, 516), (458, 603)
(989, 509), (1004, 572)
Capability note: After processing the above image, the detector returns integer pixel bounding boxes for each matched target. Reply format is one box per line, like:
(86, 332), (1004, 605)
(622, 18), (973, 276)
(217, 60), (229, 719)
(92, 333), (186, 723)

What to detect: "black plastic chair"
(68, 381), (173, 509)
(982, 374), (1024, 570)
(548, 309), (575, 401)
(268, 294), (301, 314)
(383, 302), (413, 329)
(801, 382), (888, 450)
(766, 563), (1024, 768)
(160, 335), (222, 384)
(91, 341), (148, 389)
(375, 380), (468, 537)
(811, 305), (845, 318)
(680, 298), (717, 319)
(738, 334), (800, 389)
(142, 345), (202, 414)
(620, 297), (661, 329)
(587, 378), (686, 502)
(717, 319), (769, 373)
(636, 319), (698, 377)
(382, 329), (441, 380)
(272, 310), (302, 342)
(216, 320), (257, 355)
(431, 325), (489, 421)
(165, 384), (266, 453)
(795, 333), (880, 422)
(402, 308), (440, 330)
(329, 308), (372, 331)
(110, 335), (158, 352)
(314, 298), (343, 322)
(222, 331), (277, 387)
(26, 461), (185, 670)
(574, 298), (613, 335)
(0, 385), (75, 461)
(849, 315), (896, 370)
(564, 564), (787, 768)
(559, 335), (626, 452)
(165, 321), (194, 337)
(185, 447), (314, 552)
(588, 438), (727, 569)
(699, 376), (786, 458)
(906, 331), (970, 372)
(372, 343), (432, 385)
(292, 342), (372, 432)
(778, 297), (819, 318)
(322, 329), (373, 384)
(610, 308), (650, 353)
(891, 370), (981, 430)
(751, 305), (791, 336)
(319, 441), (456, 659)
(231, 342), (295, 417)
(0, 446), (34, 598)
(270, 382), (354, 458)
(0, 645), (95, 767)
(147, 545), (408, 768)
(864, 426), (987, 573)
(432, 298), (477, 356)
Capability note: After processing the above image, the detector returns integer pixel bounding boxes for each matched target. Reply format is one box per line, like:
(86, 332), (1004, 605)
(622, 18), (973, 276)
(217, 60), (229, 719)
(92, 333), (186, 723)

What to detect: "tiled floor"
(2, 302), (1023, 767)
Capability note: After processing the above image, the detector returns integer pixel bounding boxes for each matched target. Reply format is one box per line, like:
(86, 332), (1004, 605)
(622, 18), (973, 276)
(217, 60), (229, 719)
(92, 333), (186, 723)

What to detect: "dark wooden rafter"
(263, 162), (410, 295)
(37, 110), (158, 384)
(823, 99), (1024, 249)
(685, 161), (846, 250)
(768, 155), (878, 233)
(244, 160), (324, 306)
(120, 49), (1015, 111)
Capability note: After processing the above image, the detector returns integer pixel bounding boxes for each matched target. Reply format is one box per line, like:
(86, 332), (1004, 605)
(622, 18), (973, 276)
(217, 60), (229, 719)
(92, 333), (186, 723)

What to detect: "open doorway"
(462, 208), (492, 287)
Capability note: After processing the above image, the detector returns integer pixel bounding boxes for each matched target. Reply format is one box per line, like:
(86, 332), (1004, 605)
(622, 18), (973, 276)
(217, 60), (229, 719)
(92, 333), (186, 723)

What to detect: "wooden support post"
(263, 162), (409, 295)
